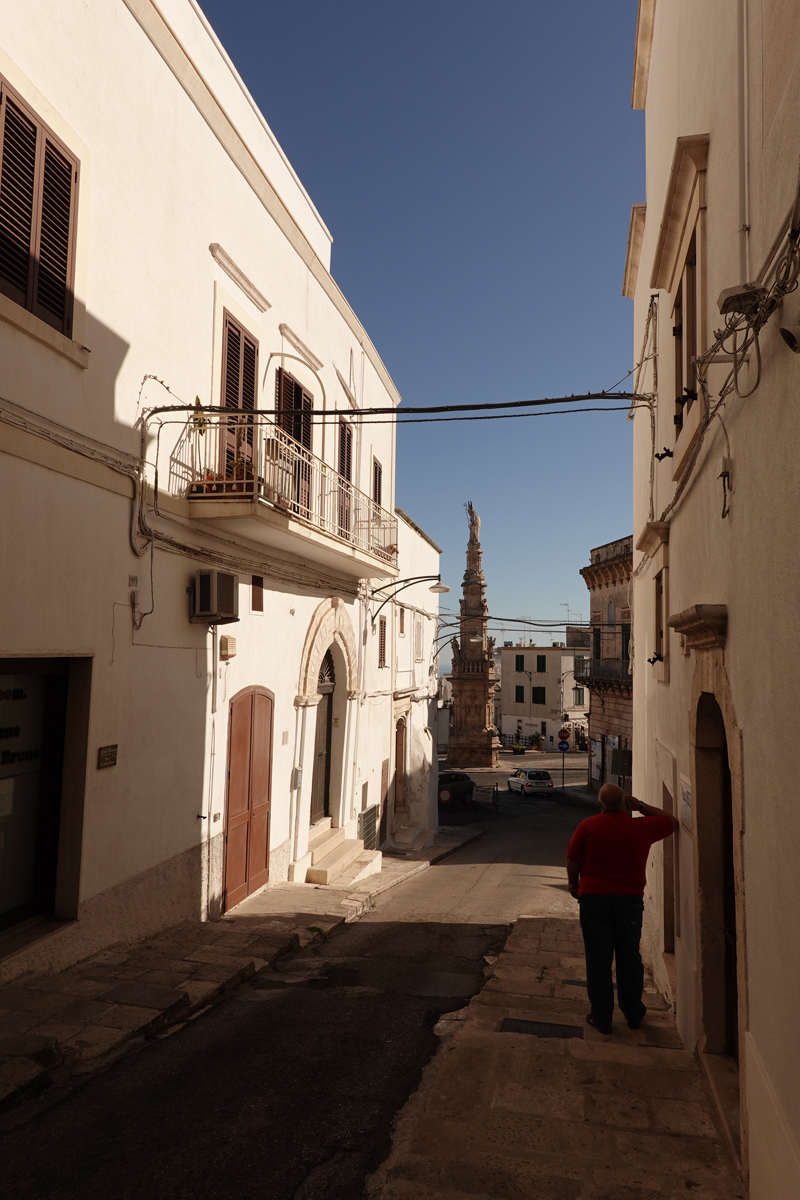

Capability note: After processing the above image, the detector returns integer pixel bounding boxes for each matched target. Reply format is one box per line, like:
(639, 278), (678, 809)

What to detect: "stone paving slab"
(367, 916), (744, 1200)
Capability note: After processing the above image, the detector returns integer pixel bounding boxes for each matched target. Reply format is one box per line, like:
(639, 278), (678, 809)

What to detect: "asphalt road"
(0, 789), (590, 1200)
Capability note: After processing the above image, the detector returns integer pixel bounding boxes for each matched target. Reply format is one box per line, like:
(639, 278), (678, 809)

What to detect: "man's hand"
(566, 856), (581, 900)
(624, 794), (640, 813)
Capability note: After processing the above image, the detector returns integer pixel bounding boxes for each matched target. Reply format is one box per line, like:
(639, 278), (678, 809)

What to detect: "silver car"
(507, 768), (554, 795)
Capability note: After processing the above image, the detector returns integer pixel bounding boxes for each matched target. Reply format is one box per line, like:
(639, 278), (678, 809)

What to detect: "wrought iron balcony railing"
(573, 658), (631, 683)
(170, 411), (398, 566)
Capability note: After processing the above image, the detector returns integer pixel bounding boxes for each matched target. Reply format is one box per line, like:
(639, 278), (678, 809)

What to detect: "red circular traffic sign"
(438, 787), (452, 804)
(558, 729), (570, 741)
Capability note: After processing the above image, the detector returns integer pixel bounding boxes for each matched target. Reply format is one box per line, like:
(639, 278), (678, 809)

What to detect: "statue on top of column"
(466, 500), (481, 545)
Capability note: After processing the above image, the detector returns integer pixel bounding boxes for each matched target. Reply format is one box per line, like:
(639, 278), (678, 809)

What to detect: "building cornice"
(650, 135), (710, 292)
(631, 0), (656, 110)
(209, 243), (270, 312)
(667, 605), (727, 651)
(623, 204), (647, 299)
(635, 520), (670, 556)
(279, 323), (323, 371)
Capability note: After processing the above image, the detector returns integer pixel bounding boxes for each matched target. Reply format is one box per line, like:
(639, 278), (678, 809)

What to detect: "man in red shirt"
(566, 782), (677, 1034)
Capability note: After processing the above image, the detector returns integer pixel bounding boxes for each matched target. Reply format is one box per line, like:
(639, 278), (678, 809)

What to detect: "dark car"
(437, 770), (475, 806)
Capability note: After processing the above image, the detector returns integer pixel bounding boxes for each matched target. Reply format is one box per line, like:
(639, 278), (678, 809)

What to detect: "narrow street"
(0, 790), (590, 1200)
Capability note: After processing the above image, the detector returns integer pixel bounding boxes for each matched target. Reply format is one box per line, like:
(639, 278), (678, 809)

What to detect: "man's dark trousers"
(578, 894), (647, 1029)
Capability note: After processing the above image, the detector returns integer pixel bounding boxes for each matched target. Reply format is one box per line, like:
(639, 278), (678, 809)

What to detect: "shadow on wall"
(0, 306), (218, 969)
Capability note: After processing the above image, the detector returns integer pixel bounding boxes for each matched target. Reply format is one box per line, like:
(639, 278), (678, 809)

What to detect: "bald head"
(598, 783), (625, 811)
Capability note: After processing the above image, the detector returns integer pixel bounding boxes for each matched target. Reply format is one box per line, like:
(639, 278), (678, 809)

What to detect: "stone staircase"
(305, 818), (381, 886)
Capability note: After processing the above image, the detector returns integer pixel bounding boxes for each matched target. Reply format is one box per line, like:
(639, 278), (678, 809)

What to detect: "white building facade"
(0, 0), (437, 980)
(499, 645), (589, 748)
(626, 2), (800, 1194)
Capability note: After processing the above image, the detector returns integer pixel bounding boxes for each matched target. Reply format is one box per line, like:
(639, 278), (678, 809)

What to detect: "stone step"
(392, 824), (420, 847)
(332, 850), (382, 890)
(306, 838), (364, 885)
(307, 817), (331, 847)
(309, 824), (346, 864)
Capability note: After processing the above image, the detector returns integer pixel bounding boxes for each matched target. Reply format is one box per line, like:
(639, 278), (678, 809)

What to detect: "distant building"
(499, 644), (589, 749)
(578, 537), (633, 790)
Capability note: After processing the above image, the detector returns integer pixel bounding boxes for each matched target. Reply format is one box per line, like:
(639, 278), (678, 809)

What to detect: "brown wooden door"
(223, 687), (273, 912)
(309, 691), (331, 824)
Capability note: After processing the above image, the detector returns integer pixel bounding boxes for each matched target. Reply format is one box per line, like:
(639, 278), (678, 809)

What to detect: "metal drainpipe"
(737, 0), (751, 282)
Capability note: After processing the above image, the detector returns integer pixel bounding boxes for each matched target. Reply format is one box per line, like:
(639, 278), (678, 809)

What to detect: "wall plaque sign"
(97, 745), (118, 769)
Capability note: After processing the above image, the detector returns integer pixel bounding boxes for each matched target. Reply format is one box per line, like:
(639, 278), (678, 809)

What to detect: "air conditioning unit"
(191, 569), (239, 624)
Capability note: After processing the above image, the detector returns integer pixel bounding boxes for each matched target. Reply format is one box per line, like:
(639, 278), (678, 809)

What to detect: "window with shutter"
(338, 417), (353, 539)
(372, 458), (383, 507)
(221, 312), (258, 486)
(414, 614), (423, 662)
(378, 617), (387, 669)
(0, 80), (78, 337)
(275, 366), (313, 451)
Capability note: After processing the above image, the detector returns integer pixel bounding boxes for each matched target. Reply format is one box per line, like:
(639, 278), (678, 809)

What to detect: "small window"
(655, 572), (665, 658)
(398, 607), (405, 636)
(536, 655), (546, 673)
(532, 687), (546, 705)
(251, 575), (263, 612)
(0, 80), (80, 337)
(515, 655), (525, 673)
(378, 616), (387, 668)
(515, 685), (525, 704)
(541, 721), (547, 736)
(573, 687), (585, 706)
(607, 599), (615, 629)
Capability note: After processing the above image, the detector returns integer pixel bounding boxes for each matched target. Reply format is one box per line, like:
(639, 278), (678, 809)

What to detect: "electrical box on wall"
(190, 570), (239, 624)
(219, 635), (237, 660)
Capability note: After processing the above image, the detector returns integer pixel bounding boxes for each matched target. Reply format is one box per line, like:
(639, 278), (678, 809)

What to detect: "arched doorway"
(223, 686), (273, 911)
(695, 692), (738, 1061)
(309, 650), (335, 825)
(395, 717), (407, 814)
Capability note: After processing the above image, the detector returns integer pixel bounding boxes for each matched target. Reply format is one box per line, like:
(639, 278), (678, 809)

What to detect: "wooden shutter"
(372, 458), (382, 507)
(379, 616), (387, 668)
(0, 94), (37, 308)
(276, 365), (295, 438)
(339, 419), (352, 481)
(0, 83), (77, 336)
(276, 365), (313, 452)
(32, 140), (74, 331)
(221, 313), (258, 480)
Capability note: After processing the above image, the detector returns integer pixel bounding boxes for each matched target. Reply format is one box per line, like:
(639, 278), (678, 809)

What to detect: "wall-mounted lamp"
(779, 325), (800, 353)
(370, 576), (450, 623)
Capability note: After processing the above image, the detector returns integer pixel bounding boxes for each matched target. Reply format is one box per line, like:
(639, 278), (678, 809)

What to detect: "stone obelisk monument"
(447, 502), (500, 767)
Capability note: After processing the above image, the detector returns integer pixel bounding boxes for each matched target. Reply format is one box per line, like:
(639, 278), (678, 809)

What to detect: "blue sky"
(198, 1), (644, 663)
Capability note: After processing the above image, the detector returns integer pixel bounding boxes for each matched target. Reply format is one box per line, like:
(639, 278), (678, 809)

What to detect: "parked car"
(507, 768), (554, 796)
(438, 770), (475, 806)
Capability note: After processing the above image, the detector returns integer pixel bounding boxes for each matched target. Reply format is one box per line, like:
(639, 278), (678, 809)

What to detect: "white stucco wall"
(629, 3), (800, 1194)
(0, 0), (405, 977)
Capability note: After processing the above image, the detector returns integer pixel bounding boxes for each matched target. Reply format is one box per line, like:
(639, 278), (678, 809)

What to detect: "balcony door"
(337, 418), (352, 539)
(223, 687), (273, 911)
(276, 366), (313, 518)
(221, 312), (258, 493)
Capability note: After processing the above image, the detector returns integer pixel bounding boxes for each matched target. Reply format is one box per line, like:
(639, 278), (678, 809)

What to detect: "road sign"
(558, 729), (570, 741)
(438, 787), (452, 804)
(558, 740), (570, 751)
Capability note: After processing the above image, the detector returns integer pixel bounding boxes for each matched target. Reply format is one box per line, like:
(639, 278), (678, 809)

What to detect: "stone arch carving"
(297, 597), (358, 704)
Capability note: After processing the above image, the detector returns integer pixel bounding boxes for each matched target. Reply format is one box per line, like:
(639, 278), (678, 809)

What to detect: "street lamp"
(370, 575), (450, 623)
